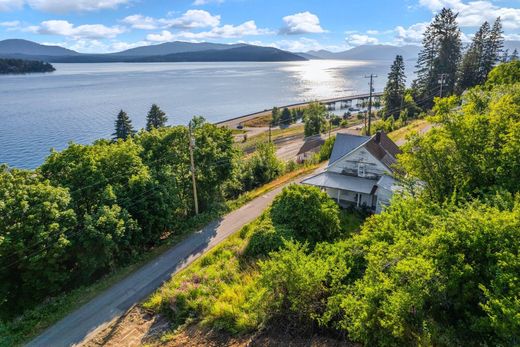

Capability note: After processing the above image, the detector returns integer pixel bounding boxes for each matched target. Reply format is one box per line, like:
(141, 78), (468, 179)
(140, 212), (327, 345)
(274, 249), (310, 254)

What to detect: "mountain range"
(0, 39), (519, 63)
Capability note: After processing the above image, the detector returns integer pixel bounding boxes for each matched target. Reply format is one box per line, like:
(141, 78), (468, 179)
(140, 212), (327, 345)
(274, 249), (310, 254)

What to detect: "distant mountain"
(303, 45), (422, 61)
(111, 41), (247, 57)
(137, 46), (307, 62)
(305, 49), (342, 60)
(0, 39), (306, 63)
(0, 39), (78, 57)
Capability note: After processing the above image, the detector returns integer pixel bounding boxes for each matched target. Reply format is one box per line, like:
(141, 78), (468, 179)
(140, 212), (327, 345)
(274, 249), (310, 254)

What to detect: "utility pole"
(188, 121), (199, 215)
(364, 74), (377, 135)
(268, 122), (272, 143)
(438, 73), (448, 98)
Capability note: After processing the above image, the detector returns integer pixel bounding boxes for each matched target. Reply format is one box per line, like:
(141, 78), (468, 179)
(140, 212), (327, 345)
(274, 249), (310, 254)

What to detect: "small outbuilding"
(296, 135), (325, 163)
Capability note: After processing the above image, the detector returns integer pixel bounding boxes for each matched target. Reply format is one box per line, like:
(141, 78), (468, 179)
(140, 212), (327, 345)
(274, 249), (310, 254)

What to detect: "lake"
(0, 60), (397, 168)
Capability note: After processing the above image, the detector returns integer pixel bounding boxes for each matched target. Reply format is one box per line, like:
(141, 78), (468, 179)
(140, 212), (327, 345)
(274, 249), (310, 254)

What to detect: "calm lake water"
(0, 60), (397, 168)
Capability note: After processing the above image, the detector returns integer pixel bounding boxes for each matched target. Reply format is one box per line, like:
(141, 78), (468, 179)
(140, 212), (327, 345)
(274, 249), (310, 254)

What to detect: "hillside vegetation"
(144, 61), (520, 346)
(0, 58), (54, 74)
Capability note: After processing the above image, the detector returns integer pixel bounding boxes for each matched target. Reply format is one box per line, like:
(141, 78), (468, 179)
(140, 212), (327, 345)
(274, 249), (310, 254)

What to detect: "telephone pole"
(364, 74), (377, 135)
(438, 73), (448, 98)
(188, 121), (199, 215)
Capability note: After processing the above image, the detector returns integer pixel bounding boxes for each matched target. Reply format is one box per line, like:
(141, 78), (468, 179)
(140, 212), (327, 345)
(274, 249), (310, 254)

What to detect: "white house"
(302, 131), (401, 213)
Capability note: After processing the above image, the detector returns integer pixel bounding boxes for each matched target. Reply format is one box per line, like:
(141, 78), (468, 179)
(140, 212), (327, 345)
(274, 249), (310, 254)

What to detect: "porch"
(301, 171), (378, 211)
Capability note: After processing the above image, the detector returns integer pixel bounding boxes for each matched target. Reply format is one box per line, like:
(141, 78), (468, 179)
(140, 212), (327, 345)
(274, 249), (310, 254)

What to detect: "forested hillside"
(0, 58), (54, 74)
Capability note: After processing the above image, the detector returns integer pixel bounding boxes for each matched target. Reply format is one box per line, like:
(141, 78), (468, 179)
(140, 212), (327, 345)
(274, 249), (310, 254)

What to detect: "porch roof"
(302, 171), (376, 195)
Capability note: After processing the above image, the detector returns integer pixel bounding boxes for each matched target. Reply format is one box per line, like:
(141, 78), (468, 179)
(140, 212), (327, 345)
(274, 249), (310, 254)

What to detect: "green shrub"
(270, 185), (340, 244)
(318, 135), (336, 161)
(256, 241), (329, 325)
(244, 219), (294, 258)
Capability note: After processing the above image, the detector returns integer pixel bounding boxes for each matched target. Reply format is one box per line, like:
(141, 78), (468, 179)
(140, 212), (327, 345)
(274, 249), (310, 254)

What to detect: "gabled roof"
(328, 131), (401, 172)
(298, 135), (325, 155)
(328, 133), (370, 165)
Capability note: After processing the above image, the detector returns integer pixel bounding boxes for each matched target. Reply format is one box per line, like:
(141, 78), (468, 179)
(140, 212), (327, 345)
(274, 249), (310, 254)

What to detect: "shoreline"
(217, 92), (382, 129)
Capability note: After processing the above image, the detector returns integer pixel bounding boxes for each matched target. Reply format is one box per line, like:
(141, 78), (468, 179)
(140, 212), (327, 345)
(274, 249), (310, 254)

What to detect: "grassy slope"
(143, 209), (364, 342)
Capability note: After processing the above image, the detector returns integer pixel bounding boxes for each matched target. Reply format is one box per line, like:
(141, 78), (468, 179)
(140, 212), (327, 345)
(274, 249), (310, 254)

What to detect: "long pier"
(217, 92), (383, 128)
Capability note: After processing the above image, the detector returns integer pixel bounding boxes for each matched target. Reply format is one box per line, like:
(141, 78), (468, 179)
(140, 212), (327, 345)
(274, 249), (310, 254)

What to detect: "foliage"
(324, 196), (520, 346)
(241, 142), (283, 190)
(399, 80), (520, 201)
(304, 102), (327, 137)
(0, 58), (54, 74)
(318, 135), (336, 162)
(1, 122), (235, 318)
(112, 109), (135, 141)
(243, 219), (294, 259)
(383, 55), (406, 119)
(280, 107), (292, 126)
(0, 166), (76, 316)
(146, 104), (168, 131)
(486, 60), (520, 87)
(270, 185), (340, 244)
(456, 18), (503, 93)
(414, 8), (462, 106)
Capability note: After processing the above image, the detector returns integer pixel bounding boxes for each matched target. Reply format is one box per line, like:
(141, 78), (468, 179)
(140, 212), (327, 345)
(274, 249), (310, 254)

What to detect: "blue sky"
(0, 0), (519, 53)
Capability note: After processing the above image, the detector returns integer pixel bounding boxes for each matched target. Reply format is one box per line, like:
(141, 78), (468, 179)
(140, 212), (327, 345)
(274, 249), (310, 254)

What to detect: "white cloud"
(0, 20), (20, 27)
(146, 30), (174, 42)
(147, 20), (272, 42)
(193, 0), (224, 5)
(394, 22), (429, 44)
(35, 20), (125, 39)
(122, 10), (220, 31)
(121, 14), (158, 30)
(0, 0), (23, 11)
(280, 11), (326, 35)
(166, 9), (220, 29)
(419, 0), (520, 30)
(347, 33), (379, 45)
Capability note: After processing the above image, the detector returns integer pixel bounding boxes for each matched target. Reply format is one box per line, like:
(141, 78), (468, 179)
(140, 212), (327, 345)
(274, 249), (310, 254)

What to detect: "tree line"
(0, 107), (296, 318)
(0, 58), (55, 74)
(381, 9), (513, 123)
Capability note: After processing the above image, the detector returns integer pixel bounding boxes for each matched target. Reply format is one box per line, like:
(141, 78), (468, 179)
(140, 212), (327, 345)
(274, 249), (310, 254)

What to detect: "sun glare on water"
(280, 59), (370, 100)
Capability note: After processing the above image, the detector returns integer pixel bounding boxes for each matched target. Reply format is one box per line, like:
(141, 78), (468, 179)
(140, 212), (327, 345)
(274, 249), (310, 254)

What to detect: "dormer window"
(358, 163), (366, 177)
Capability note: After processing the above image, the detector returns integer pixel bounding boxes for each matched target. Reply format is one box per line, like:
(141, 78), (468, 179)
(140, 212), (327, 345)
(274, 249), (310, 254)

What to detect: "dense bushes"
(270, 185), (340, 244)
(399, 68), (520, 201)
(0, 121), (236, 317)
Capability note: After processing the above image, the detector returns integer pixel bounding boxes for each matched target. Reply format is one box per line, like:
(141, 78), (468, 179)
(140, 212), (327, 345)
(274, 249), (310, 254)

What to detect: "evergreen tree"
(456, 21), (490, 92)
(414, 8), (462, 106)
(382, 55), (406, 119)
(501, 49), (509, 63)
(481, 18), (504, 75)
(271, 106), (280, 125)
(146, 104), (168, 131)
(511, 49), (519, 62)
(280, 107), (292, 126)
(112, 110), (135, 140)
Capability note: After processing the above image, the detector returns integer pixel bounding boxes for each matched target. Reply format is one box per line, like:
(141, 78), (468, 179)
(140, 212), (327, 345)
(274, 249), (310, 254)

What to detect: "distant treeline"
(0, 58), (55, 74)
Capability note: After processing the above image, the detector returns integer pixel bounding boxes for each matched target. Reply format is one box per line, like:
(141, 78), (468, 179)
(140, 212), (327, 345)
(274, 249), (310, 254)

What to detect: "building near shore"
(302, 131), (401, 213)
(296, 135), (325, 163)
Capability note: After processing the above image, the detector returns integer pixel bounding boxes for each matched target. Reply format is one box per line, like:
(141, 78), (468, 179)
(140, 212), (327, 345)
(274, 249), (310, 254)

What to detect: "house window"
(357, 163), (366, 177)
